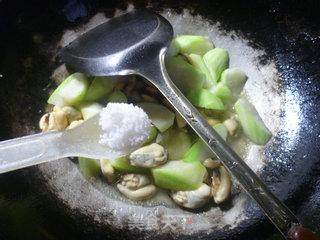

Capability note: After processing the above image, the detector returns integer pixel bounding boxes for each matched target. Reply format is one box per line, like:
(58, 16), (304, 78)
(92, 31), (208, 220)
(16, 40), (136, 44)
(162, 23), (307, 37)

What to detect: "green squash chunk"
(220, 68), (247, 99)
(48, 72), (89, 107)
(110, 156), (147, 174)
(158, 128), (192, 160)
(234, 98), (272, 145)
(173, 35), (214, 56)
(166, 40), (180, 57)
(144, 125), (158, 145)
(152, 160), (206, 191)
(79, 102), (103, 120)
(139, 102), (175, 132)
(175, 111), (187, 128)
(183, 139), (212, 163)
(187, 53), (214, 88)
(84, 76), (115, 101)
(78, 157), (101, 178)
(203, 48), (229, 84)
(165, 55), (205, 94)
(210, 82), (233, 103)
(107, 90), (127, 103)
(183, 123), (227, 163)
(187, 88), (225, 110)
(212, 123), (228, 141)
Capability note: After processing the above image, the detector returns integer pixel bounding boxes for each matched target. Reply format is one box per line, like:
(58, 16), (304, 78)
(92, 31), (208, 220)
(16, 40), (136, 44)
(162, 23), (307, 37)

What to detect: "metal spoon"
(61, 9), (317, 240)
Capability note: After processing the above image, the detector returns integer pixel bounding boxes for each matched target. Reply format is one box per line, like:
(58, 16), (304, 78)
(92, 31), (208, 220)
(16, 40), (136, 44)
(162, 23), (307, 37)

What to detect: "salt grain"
(99, 103), (151, 153)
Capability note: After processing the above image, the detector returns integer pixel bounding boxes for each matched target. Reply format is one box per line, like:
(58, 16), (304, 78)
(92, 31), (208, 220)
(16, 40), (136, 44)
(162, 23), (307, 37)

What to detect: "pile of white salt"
(99, 103), (151, 154)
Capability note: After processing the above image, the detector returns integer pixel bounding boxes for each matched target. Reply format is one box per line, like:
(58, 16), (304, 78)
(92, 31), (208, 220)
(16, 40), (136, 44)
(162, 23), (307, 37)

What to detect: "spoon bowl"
(62, 9), (173, 77)
(0, 114), (120, 174)
(61, 114), (122, 159)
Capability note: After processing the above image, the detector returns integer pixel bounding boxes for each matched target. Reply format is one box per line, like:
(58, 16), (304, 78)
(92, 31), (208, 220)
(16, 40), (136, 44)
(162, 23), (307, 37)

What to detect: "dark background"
(0, 0), (319, 239)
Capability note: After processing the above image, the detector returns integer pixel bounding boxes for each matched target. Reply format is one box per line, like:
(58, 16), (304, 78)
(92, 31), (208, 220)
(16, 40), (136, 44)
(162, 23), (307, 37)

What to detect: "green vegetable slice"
(234, 98), (272, 145)
(183, 123), (227, 163)
(166, 40), (180, 57)
(187, 88), (225, 110)
(210, 82), (233, 103)
(107, 90), (127, 103)
(165, 55), (205, 94)
(220, 68), (247, 99)
(143, 125), (158, 145)
(84, 76), (115, 101)
(110, 156), (147, 174)
(152, 160), (206, 191)
(79, 102), (103, 120)
(78, 157), (101, 178)
(203, 48), (229, 84)
(158, 128), (192, 160)
(175, 111), (186, 128)
(48, 73), (89, 107)
(212, 123), (228, 141)
(139, 102), (175, 132)
(187, 53), (214, 88)
(183, 139), (212, 163)
(173, 35), (214, 56)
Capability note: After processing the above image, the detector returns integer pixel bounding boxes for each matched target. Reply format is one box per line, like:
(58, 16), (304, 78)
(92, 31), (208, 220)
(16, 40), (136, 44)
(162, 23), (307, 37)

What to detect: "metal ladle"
(61, 9), (316, 239)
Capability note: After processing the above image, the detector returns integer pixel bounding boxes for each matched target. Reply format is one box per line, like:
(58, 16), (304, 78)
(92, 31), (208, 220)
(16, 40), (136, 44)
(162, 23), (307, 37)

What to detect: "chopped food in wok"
(39, 35), (272, 209)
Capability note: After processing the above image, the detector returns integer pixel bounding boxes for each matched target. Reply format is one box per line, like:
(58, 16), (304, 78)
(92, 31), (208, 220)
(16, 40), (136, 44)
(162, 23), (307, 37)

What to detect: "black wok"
(0, 0), (319, 239)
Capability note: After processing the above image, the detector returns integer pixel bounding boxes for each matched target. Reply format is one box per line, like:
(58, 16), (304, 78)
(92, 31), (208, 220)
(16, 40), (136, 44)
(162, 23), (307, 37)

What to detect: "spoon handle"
(140, 48), (316, 239)
(0, 131), (63, 173)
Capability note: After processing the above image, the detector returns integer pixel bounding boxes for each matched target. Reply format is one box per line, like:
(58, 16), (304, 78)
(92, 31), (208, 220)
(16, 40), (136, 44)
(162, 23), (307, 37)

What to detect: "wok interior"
(0, 1), (319, 239)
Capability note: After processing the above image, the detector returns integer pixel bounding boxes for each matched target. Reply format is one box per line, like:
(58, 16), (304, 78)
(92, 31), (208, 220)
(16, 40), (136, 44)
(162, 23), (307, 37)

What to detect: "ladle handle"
(0, 131), (63, 173)
(140, 48), (318, 239)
